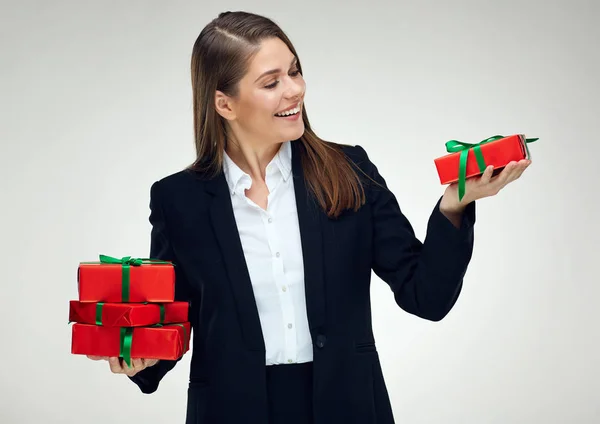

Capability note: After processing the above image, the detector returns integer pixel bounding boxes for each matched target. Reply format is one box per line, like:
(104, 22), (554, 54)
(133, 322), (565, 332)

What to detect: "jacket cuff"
(429, 196), (476, 243)
(128, 367), (160, 394)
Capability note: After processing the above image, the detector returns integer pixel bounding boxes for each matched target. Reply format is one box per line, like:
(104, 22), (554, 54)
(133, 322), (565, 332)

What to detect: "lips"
(274, 102), (301, 116)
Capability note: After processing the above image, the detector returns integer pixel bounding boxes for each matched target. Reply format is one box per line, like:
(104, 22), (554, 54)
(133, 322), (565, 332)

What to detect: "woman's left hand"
(440, 159), (532, 213)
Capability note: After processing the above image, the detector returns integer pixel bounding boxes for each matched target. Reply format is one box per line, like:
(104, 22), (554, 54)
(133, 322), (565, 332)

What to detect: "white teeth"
(275, 106), (300, 117)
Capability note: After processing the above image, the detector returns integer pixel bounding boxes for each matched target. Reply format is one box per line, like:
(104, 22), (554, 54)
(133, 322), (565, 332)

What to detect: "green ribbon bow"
(445, 135), (539, 201)
(89, 254), (172, 302)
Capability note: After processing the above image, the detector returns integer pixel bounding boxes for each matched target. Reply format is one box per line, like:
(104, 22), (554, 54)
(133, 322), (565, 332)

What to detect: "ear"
(215, 90), (236, 121)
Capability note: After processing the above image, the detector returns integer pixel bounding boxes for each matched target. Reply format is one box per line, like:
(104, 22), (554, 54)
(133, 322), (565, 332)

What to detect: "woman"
(89, 11), (530, 424)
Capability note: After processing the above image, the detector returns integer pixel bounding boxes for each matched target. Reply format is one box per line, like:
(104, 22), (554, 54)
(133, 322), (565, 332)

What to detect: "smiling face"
(215, 37), (306, 149)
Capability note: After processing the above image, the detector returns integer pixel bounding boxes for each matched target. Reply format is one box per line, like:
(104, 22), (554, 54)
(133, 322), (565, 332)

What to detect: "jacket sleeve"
(356, 145), (476, 321)
(128, 180), (193, 393)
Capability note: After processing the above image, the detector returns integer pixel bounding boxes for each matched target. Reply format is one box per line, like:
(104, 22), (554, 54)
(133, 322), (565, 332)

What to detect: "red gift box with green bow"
(69, 301), (188, 327)
(71, 322), (191, 367)
(77, 254), (175, 303)
(434, 134), (539, 201)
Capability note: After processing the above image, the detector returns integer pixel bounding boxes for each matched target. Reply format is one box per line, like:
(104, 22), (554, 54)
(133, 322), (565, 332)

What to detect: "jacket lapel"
(291, 141), (326, 332)
(204, 172), (265, 352)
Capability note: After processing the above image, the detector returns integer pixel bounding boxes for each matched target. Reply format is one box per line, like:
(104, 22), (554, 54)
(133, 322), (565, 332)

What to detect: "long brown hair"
(188, 11), (366, 218)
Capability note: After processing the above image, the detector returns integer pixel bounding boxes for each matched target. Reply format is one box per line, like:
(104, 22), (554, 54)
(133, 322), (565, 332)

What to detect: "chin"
(285, 124), (305, 141)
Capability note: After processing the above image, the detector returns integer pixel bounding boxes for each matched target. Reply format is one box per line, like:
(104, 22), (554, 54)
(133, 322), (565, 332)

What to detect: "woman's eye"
(264, 70), (301, 89)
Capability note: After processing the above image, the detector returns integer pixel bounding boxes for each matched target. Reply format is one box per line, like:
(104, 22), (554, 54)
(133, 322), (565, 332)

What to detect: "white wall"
(1, 0), (598, 423)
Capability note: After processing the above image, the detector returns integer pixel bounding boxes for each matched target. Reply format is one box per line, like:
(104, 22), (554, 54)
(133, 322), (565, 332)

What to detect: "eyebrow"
(254, 57), (298, 83)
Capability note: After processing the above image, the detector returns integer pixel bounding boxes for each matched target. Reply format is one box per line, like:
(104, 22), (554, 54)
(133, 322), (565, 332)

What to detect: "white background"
(1, 0), (599, 423)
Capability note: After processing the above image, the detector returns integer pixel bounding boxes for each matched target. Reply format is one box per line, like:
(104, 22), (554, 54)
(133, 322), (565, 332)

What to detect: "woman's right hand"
(87, 355), (159, 377)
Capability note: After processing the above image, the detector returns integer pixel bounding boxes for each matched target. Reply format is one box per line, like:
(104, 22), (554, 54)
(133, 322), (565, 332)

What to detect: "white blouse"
(222, 141), (313, 366)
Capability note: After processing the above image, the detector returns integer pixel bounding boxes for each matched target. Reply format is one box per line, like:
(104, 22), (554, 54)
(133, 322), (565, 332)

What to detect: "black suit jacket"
(130, 140), (476, 423)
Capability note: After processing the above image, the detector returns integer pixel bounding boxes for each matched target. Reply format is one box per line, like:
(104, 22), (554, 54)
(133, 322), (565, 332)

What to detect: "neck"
(225, 139), (282, 182)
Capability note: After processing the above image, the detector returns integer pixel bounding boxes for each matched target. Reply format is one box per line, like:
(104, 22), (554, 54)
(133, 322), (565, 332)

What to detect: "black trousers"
(266, 362), (314, 424)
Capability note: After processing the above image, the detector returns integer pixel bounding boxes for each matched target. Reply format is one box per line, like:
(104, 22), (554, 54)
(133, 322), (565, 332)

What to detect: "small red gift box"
(69, 301), (188, 327)
(77, 255), (175, 303)
(71, 322), (191, 366)
(434, 134), (538, 200)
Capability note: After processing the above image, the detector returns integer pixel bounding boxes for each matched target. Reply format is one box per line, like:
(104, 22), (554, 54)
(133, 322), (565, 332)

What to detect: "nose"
(283, 76), (305, 100)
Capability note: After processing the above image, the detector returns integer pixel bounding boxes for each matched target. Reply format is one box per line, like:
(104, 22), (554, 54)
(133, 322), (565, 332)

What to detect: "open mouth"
(274, 105), (301, 117)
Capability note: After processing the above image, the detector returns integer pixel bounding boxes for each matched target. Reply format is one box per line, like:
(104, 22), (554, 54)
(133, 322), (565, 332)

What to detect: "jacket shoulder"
(154, 168), (198, 189)
(331, 142), (372, 174)
(150, 167), (211, 204)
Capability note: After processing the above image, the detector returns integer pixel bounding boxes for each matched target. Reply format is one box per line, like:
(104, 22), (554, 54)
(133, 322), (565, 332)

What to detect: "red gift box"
(71, 322), (191, 366)
(77, 255), (175, 303)
(434, 134), (536, 184)
(434, 134), (538, 200)
(69, 301), (188, 327)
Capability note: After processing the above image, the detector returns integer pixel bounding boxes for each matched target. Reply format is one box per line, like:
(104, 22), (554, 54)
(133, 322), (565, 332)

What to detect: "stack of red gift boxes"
(69, 255), (191, 367)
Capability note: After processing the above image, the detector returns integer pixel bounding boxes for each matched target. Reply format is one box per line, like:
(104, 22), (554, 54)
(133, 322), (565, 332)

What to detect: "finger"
(511, 160), (530, 181)
(131, 358), (145, 374)
(125, 358), (145, 377)
(108, 357), (124, 374)
(146, 359), (159, 368)
(139, 358), (156, 368)
(120, 358), (135, 376)
(519, 159), (531, 171)
(480, 165), (494, 184)
(87, 355), (108, 361)
(491, 161), (517, 189)
(504, 160), (529, 184)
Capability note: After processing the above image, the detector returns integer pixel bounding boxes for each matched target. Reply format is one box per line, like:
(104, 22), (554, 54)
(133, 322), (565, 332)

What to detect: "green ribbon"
(445, 135), (539, 201)
(81, 254), (172, 302)
(120, 327), (134, 367)
(118, 323), (188, 368)
(95, 302), (104, 325)
(116, 305), (167, 367)
(159, 304), (165, 324)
